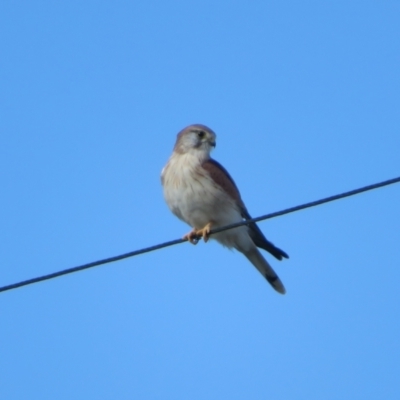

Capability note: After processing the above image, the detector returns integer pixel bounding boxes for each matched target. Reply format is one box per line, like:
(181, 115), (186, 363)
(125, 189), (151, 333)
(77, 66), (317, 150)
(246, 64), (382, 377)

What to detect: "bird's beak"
(209, 140), (216, 148)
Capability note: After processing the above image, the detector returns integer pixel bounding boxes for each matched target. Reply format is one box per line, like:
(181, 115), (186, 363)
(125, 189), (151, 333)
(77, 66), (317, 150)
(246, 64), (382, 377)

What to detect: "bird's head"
(173, 124), (216, 156)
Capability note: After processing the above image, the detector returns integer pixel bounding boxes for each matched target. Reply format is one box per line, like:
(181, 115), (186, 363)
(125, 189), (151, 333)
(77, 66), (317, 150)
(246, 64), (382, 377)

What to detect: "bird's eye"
(197, 131), (205, 138)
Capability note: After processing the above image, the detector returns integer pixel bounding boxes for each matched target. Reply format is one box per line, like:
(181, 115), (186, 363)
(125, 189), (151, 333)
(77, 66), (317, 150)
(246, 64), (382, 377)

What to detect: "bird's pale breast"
(162, 153), (241, 230)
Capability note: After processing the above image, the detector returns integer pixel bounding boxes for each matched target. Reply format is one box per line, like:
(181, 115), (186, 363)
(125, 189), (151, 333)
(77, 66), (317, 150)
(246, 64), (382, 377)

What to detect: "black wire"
(1, 176), (399, 294)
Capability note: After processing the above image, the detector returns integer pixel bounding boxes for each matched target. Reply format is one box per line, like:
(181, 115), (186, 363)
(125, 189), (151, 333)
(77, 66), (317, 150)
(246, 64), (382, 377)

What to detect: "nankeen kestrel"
(161, 124), (288, 294)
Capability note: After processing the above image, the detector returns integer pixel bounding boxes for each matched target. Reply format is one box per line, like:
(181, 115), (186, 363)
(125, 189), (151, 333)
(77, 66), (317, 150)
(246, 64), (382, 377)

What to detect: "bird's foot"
(195, 222), (213, 243)
(183, 223), (213, 244)
(183, 229), (201, 245)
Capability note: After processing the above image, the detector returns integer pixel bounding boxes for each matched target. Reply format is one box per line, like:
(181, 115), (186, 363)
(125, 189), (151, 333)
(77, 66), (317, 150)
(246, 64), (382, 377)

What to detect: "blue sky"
(1, 1), (399, 399)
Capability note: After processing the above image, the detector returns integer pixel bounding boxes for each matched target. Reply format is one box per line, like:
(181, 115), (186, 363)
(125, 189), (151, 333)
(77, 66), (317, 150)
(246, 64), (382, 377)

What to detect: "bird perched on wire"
(161, 124), (288, 294)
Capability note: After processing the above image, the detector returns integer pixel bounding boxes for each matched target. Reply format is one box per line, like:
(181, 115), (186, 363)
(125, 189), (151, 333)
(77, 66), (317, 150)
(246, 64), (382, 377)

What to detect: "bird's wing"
(240, 205), (289, 260)
(202, 158), (288, 260)
(201, 158), (243, 204)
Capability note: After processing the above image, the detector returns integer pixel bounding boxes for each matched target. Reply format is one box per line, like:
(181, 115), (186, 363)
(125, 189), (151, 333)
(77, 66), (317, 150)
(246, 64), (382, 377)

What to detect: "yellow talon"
(195, 222), (213, 243)
(183, 229), (200, 245)
(183, 222), (213, 244)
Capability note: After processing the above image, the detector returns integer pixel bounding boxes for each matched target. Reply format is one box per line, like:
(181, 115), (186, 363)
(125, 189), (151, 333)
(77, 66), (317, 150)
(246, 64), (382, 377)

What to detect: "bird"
(161, 124), (289, 294)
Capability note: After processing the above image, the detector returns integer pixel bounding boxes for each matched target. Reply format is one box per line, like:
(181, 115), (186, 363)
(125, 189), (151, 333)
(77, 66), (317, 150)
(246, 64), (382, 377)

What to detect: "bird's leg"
(183, 228), (201, 245)
(195, 222), (213, 243)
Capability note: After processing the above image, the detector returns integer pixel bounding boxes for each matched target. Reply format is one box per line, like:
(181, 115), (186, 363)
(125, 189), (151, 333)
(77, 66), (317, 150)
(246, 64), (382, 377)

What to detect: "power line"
(1, 176), (399, 294)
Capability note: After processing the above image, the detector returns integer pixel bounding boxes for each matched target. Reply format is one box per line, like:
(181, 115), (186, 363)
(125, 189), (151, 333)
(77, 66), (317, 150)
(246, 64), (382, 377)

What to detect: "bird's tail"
(244, 248), (286, 294)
